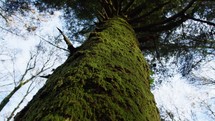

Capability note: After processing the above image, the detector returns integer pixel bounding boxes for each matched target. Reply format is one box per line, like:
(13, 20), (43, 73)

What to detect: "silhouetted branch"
(185, 15), (215, 26)
(126, 2), (147, 18)
(37, 34), (68, 52)
(129, 1), (170, 23)
(121, 0), (135, 13)
(99, 0), (113, 18)
(133, 0), (196, 32)
(0, 12), (8, 23)
(57, 28), (76, 54)
(6, 81), (35, 121)
(118, 0), (124, 14)
(201, 101), (215, 119)
(97, 10), (107, 21)
(134, 17), (187, 32)
(159, 0), (196, 25)
(0, 49), (54, 112)
(0, 26), (25, 37)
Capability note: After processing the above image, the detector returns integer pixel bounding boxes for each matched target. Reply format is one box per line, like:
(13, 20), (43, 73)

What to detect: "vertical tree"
(14, 0), (214, 120)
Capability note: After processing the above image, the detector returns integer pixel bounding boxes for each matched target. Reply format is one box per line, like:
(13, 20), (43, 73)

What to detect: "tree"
(0, 1), (67, 120)
(0, 49), (56, 112)
(14, 0), (214, 121)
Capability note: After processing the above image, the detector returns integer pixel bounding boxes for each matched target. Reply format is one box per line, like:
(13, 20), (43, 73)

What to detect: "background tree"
(0, 0), (68, 120)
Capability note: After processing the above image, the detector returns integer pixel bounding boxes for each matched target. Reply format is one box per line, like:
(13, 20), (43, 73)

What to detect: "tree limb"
(134, 17), (187, 32)
(36, 35), (68, 52)
(126, 2), (147, 18)
(121, 0), (135, 13)
(129, 1), (170, 23)
(185, 15), (215, 26)
(57, 28), (76, 54)
(133, 0), (197, 31)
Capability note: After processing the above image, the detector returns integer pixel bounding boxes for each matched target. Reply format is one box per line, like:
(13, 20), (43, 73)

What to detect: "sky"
(153, 73), (215, 121)
(0, 2), (215, 121)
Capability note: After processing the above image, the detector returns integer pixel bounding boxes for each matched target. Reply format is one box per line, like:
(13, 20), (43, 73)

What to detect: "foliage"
(36, 0), (215, 77)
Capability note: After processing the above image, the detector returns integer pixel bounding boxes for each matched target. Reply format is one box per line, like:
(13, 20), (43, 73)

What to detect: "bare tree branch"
(36, 34), (68, 52)
(6, 81), (35, 121)
(0, 49), (55, 112)
(185, 15), (215, 26)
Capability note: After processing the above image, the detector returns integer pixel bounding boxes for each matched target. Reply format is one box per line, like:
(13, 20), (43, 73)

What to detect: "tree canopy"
(34, 0), (215, 77)
(5, 0), (214, 65)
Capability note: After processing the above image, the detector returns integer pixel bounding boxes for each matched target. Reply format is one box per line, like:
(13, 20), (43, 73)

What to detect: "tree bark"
(14, 17), (160, 121)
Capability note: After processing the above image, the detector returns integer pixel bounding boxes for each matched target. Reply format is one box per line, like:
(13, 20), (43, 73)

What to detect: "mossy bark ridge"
(14, 17), (160, 121)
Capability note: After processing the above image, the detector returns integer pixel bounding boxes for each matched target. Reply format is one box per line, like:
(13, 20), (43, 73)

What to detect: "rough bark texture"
(14, 17), (160, 121)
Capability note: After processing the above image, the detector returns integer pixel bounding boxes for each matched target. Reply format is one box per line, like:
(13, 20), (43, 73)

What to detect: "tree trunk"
(14, 17), (160, 121)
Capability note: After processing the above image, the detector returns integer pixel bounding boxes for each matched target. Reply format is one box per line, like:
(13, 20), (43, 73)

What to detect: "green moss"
(14, 17), (160, 121)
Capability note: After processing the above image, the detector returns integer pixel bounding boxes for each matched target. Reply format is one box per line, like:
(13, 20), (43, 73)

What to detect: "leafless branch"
(0, 26), (25, 37)
(36, 34), (68, 52)
(201, 100), (215, 120)
(0, 48), (56, 112)
(6, 81), (35, 121)
(185, 15), (215, 26)
(0, 12), (8, 23)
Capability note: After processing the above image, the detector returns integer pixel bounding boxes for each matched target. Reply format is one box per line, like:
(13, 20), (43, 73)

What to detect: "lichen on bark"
(14, 17), (160, 121)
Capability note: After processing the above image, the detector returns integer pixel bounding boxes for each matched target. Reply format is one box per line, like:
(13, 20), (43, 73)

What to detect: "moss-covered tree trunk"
(14, 17), (160, 121)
